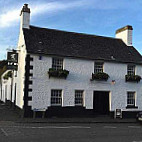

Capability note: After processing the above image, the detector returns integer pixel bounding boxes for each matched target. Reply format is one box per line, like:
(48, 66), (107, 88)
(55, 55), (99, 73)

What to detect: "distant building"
(0, 4), (142, 118)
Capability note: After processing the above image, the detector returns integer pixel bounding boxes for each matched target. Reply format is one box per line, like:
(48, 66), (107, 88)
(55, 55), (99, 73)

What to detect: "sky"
(0, 0), (142, 60)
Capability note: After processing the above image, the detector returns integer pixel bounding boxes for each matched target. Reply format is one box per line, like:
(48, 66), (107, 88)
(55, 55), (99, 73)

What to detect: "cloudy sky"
(0, 0), (142, 59)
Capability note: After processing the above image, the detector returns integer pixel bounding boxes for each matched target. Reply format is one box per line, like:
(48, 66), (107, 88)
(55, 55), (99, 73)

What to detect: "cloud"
(0, 0), (92, 28)
(0, 9), (20, 27)
(0, 0), (141, 28)
(32, 0), (90, 15)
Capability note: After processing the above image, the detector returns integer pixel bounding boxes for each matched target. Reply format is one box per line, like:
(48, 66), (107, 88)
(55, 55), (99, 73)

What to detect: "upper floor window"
(94, 62), (103, 73)
(127, 65), (135, 75)
(52, 58), (63, 70)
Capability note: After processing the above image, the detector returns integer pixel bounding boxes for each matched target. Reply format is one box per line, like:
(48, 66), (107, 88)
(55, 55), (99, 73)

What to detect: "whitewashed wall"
(0, 70), (12, 102)
(29, 55), (142, 112)
(12, 29), (27, 109)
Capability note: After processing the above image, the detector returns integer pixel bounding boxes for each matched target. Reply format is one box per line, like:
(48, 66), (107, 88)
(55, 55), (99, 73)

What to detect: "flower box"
(48, 68), (69, 79)
(91, 72), (109, 81)
(125, 75), (141, 83)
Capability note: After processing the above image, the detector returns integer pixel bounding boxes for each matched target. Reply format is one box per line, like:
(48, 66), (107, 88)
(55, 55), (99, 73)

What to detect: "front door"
(93, 91), (109, 115)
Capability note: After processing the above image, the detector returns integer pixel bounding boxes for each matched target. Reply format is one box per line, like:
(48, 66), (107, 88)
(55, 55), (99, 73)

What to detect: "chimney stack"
(20, 4), (31, 29)
(115, 25), (133, 46)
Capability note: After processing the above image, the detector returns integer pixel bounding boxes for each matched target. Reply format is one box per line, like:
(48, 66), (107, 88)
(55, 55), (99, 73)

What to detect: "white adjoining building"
(0, 4), (142, 118)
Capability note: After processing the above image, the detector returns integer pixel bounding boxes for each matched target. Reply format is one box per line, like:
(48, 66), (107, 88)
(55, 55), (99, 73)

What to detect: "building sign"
(7, 63), (18, 70)
(7, 52), (18, 63)
(7, 52), (18, 70)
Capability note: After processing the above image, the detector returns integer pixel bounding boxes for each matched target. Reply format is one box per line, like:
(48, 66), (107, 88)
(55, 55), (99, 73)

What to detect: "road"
(0, 122), (141, 142)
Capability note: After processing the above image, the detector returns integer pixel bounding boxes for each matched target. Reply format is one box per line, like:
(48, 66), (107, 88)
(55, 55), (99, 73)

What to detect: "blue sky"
(0, 0), (142, 60)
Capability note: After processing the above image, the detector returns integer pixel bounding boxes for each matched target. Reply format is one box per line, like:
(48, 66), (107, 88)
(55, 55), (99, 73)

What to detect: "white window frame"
(51, 90), (62, 106)
(94, 62), (104, 73)
(52, 57), (63, 70)
(75, 90), (84, 106)
(127, 92), (136, 106)
(127, 65), (135, 75)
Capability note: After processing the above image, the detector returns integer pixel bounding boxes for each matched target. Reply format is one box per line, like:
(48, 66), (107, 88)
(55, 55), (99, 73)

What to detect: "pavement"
(20, 116), (137, 124)
(0, 102), (138, 124)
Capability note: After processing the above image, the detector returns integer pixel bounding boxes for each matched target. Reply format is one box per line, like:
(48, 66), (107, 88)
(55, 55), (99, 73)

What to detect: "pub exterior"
(0, 4), (142, 118)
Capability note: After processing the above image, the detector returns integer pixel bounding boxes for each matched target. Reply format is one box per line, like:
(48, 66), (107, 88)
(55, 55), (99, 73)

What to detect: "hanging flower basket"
(125, 75), (141, 83)
(48, 68), (69, 79)
(91, 72), (109, 81)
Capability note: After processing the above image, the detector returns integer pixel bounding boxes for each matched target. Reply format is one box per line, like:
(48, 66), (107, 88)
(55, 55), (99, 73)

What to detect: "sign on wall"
(7, 52), (18, 70)
(7, 52), (18, 63)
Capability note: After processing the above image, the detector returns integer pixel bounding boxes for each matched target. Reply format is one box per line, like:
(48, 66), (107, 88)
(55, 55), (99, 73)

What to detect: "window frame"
(51, 90), (62, 106)
(75, 90), (84, 106)
(52, 57), (63, 70)
(127, 92), (136, 107)
(94, 62), (104, 73)
(127, 65), (135, 75)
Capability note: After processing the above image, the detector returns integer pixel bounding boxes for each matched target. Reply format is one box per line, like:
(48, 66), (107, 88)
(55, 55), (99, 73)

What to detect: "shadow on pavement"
(0, 102), (138, 124)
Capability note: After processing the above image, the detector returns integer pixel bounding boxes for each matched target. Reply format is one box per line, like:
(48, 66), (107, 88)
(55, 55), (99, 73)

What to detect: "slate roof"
(23, 25), (142, 64)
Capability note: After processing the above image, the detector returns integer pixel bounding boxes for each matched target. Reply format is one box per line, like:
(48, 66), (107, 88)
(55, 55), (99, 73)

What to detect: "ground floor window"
(127, 92), (135, 107)
(51, 90), (62, 106)
(75, 90), (84, 106)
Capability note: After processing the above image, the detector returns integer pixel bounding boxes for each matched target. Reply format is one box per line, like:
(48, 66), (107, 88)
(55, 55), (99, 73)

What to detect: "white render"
(0, 70), (12, 103)
(20, 11), (30, 29)
(14, 29), (27, 109)
(116, 29), (132, 46)
(28, 55), (142, 112)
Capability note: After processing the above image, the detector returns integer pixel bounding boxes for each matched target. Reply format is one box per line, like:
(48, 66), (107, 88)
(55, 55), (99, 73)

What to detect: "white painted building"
(0, 70), (12, 103)
(1, 4), (142, 118)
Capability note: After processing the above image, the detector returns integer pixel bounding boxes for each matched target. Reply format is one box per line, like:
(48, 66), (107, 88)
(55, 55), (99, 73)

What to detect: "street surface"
(0, 122), (141, 142)
(0, 103), (142, 142)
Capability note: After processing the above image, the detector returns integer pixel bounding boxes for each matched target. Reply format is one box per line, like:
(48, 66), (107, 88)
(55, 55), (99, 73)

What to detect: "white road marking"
(1, 125), (91, 129)
(128, 126), (141, 129)
(1, 128), (8, 136)
(104, 126), (117, 129)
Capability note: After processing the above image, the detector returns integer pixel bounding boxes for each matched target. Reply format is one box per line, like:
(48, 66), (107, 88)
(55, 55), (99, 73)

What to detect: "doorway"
(93, 91), (109, 115)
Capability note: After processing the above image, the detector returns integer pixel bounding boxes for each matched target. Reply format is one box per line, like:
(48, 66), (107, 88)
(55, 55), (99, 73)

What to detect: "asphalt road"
(0, 122), (142, 142)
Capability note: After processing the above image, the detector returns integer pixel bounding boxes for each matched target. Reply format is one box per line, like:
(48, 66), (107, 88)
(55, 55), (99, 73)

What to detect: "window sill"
(75, 105), (83, 107)
(51, 105), (62, 107)
(126, 106), (138, 109)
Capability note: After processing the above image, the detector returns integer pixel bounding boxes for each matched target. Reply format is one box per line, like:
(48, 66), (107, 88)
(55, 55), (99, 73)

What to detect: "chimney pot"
(24, 4), (28, 7)
(20, 3), (30, 16)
